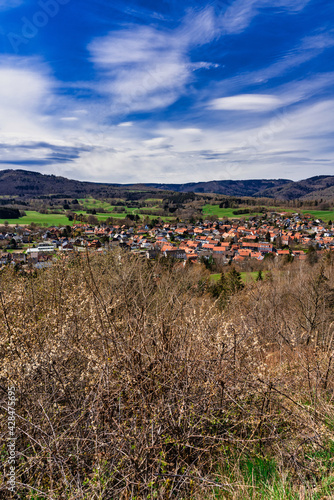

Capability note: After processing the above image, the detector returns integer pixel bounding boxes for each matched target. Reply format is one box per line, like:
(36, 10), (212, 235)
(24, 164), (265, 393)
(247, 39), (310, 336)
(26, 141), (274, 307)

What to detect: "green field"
(300, 210), (334, 222)
(78, 198), (160, 217)
(203, 204), (263, 219)
(211, 271), (267, 283)
(0, 211), (74, 227)
(0, 208), (172, 227)
(203, 204), (334, 223)
(78, 198), (123, 211)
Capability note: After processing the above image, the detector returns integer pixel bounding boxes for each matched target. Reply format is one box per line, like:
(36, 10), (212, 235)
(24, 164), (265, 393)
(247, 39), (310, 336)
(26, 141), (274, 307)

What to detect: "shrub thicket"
(1, 251), (334, 498)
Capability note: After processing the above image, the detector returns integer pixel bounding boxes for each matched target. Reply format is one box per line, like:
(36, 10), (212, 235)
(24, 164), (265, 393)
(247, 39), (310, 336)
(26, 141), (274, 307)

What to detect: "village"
(1, 210), (333, 270)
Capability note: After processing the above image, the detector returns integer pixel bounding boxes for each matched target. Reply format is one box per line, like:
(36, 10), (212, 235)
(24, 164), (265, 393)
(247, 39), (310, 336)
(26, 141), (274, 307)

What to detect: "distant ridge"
(1, 169), (334, 200)
(146, 179), (291, 197)
(147, 175), (334, 199)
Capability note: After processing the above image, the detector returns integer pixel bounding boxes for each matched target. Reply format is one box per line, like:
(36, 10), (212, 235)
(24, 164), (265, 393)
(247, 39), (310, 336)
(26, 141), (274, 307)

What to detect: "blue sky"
(0, 0), (333, 183)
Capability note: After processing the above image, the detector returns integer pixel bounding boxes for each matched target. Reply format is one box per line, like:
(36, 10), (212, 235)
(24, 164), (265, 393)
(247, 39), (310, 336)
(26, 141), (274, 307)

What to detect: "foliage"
(0, 254), (334, 498)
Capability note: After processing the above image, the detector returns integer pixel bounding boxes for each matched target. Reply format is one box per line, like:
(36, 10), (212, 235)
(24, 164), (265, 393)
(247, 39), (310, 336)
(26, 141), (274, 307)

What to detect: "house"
(164, 249), (187, 260)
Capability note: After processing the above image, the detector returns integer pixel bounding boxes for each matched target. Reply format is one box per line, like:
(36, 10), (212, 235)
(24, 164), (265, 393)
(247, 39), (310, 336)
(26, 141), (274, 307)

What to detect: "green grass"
(211, 271), (267, 283)
(78, 197), (163, 218)
(3, 248), (25, 253)
(300, 210), (334, 222)
(0, 211), (74, 227)
(211, 446), (334, 499)
(0, 208), (173, 227)
(203, 204), (263, 219)
(77, 198), (120, 211)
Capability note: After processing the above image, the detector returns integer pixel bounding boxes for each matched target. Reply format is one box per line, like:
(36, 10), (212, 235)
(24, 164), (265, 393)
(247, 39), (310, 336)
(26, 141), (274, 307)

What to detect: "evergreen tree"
(226, 268), (244, 294)
(256, 270), (263, 281)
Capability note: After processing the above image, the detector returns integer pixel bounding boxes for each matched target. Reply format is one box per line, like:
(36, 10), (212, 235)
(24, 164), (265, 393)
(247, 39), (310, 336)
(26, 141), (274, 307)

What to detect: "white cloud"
(0, 61), (56, 140)
(208, 33), (334, 104)
(0, 0), (23, 11)
(60, 117), (79, 121)
(0, 4), (332, 184)
(218, 0), (311, 35)
(219, 0), (259, 35)
(209, 94), (283, 111)
(88, 8), (219, 114)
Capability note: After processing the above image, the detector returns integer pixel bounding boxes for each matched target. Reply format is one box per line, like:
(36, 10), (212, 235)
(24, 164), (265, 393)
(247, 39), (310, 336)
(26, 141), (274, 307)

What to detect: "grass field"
(300, 210), (334, 222)
(203, 204), (334, 223)
(203, 204), (263, 219)
(0, 211), (74, 227)
(78, 198), (123, 211)
(0, 209), (172, 227)
(211, 271), (267, 283)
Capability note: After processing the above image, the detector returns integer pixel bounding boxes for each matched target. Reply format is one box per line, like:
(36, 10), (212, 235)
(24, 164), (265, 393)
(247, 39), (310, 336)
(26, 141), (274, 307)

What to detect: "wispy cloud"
(88, 8), (218, 113)
(0, 0), (23, 11)
(218, 0), (311, 35)
(209, 94), (283, 111)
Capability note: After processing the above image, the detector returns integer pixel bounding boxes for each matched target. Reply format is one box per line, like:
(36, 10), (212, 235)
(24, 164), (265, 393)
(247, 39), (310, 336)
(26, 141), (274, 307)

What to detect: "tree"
(200, 255), (214, 271)
(211, 272), (227, 299)
(9, 238), (17, 249)
(276, 236), (282, 249)
(256, 270), (263, 281)
(226, 268), (244, 294)
(307, 245), (318, 266)
(87, 215), (99, 226)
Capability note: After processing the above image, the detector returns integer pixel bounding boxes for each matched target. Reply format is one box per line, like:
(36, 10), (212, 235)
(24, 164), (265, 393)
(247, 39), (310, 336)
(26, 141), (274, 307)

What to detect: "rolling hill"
(1, 169), (334, 200)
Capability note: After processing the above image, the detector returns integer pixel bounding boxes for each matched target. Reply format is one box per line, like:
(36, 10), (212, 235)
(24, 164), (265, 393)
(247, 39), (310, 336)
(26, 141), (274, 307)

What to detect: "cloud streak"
(209, 94), (283, 111)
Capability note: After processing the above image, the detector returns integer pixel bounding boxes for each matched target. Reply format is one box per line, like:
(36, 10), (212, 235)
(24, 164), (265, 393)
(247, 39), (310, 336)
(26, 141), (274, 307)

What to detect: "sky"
(0, 0), (333, 183)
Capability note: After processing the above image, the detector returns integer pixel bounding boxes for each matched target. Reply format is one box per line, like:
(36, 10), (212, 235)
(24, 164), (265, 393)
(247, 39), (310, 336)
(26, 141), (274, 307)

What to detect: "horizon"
(2, 167), (334, 186)
(0, 0), (333, 183)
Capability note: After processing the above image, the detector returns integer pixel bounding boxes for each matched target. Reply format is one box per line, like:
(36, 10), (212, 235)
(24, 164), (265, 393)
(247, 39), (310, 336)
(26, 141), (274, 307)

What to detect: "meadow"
(0, 198), (169, 226)
(300, 209), (334, 222)
(202, 204), (265, 219)
(0, 211), (74, 227)
(203, 204), (334, 223)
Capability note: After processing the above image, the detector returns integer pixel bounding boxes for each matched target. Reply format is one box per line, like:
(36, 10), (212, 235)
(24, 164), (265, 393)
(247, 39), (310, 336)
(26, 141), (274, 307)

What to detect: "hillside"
(147, 179), (292, 197)
(0, 169), (121, 197)
(260, 175), (334, 200)
(1, 169), (334, 200)
(149, 176), (334, 200)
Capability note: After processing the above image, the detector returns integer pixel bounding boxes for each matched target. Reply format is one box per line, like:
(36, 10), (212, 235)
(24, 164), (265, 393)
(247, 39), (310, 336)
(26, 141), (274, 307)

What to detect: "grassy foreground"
(1, 253), (334, 498)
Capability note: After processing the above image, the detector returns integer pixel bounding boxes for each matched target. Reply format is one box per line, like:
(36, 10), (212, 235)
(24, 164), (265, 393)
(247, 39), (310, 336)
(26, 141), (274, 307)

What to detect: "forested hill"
(148, 175), (334, 200)
(1, 169), (334, 200)
(0, 169), (121, 197)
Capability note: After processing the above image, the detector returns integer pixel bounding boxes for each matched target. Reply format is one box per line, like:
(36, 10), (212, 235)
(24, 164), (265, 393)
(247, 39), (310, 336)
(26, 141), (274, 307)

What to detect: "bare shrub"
(0, 252), (333, 498)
